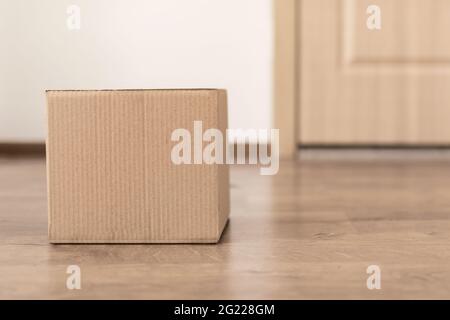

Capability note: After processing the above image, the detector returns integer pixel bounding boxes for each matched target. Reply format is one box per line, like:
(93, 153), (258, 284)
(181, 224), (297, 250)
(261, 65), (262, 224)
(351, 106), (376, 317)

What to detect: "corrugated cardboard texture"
(46, 89), (230, 243)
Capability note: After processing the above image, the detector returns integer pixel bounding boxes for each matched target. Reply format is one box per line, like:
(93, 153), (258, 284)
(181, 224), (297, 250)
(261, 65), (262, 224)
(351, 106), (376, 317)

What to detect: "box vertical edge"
(45, 91), (55, 243)
(216, 89), (230, 242)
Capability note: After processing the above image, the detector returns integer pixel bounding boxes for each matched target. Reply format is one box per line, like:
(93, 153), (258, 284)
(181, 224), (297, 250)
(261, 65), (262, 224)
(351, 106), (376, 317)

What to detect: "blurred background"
(0, 0), (273, 143)
(3, 0), (450, 156)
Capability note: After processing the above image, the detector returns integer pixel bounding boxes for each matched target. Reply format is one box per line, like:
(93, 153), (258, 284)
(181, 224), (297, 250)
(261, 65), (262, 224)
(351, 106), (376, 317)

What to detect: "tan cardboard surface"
(46, 89), (229, 243)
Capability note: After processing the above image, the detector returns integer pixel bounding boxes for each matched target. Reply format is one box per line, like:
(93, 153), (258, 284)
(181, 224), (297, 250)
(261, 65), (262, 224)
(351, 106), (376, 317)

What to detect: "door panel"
(299, 0), (450, 144)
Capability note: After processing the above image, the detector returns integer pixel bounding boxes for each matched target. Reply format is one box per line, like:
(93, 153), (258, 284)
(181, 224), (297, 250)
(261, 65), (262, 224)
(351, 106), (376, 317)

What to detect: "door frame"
(274, 0), (298, 158)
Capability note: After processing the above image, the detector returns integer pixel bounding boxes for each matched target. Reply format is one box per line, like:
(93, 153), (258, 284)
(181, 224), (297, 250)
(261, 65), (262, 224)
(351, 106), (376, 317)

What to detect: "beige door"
(299, 0), (450, 145)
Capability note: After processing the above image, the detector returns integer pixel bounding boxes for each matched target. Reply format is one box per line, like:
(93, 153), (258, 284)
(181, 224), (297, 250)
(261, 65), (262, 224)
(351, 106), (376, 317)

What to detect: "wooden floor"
(1, 154), (450, 299)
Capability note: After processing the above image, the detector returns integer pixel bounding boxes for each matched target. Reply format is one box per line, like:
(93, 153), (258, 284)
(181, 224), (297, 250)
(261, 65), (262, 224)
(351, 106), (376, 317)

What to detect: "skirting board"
(0, 143), (46, 157)
(0, 143), (270, 162)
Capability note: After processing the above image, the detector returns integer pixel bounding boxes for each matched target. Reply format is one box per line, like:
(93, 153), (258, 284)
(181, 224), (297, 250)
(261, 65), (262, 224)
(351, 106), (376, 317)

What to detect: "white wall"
(0, 0), (273, 142)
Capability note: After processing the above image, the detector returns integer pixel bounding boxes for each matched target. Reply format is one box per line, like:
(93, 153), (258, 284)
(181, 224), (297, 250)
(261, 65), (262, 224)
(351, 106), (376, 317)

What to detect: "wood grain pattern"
(274, 0), (297, 157)
(299, 0), (450, 144)
(344, 0), (450, 64)
(1, 156), (450, 299)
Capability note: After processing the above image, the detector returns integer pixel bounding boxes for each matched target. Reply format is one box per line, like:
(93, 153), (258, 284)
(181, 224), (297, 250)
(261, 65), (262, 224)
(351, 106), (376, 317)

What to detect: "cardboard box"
(46, 89), (230, 243)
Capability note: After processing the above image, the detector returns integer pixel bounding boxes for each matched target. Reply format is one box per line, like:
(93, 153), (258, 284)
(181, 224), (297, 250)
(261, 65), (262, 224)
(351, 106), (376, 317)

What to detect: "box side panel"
(47, 91), (147, 242)
(217, 90), (230, 240)
(47, 90), (223, 243)
(142, 90), (220, 242)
